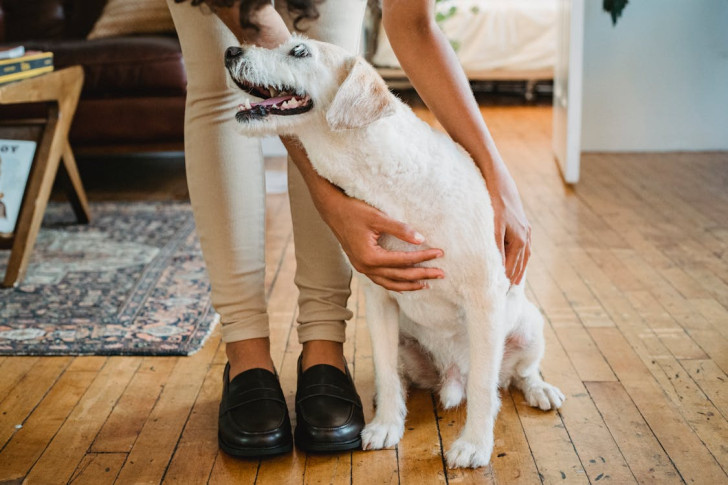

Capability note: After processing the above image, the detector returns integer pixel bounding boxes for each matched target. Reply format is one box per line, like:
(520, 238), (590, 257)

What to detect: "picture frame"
(0, 139), (36, 236)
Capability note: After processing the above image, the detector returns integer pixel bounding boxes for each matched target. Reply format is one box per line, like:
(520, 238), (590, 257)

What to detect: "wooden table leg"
(1, 67), (85, 287)
(62, 140), (91, 224)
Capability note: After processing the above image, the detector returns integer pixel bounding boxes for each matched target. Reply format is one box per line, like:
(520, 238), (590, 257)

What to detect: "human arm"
(382, 0), (532, 285)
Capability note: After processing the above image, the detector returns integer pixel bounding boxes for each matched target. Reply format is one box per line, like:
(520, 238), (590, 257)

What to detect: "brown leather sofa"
(0, 0), (187, 152)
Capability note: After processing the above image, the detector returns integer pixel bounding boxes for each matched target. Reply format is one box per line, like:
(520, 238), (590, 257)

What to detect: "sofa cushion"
(20, 36), (186, 97)
(88, 0), (175, 40)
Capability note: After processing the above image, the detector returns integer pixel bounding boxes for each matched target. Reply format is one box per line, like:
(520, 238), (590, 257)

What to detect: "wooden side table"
(0, 66), (91, 287)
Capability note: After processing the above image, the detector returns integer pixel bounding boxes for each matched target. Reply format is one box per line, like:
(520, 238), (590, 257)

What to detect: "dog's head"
(225, 36), (396, 136)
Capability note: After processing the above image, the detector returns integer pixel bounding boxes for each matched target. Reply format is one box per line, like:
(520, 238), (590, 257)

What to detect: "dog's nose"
(225, 46), (244, 64)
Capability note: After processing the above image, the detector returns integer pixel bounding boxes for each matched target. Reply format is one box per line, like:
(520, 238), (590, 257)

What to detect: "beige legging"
(166, 0), (367, 344)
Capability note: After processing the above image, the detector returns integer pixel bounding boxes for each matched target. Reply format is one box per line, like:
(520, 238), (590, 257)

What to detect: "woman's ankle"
(226, 337), (275, 379)
(301, 340), (346, 373)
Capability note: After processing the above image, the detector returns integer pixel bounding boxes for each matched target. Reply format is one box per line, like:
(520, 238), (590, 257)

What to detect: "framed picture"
(0, 139), (37, 235)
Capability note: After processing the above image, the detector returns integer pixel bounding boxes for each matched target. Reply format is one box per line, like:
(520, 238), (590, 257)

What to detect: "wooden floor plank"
(489, 391), (541, 484)
(680, 359), (728, 419)
(303, 454), (351, 485)
(0, 357), (72, 449)
(532, 321), (618, 484)
(585, 381), (682, 484)
(23, 357), (140, 485)
(691, 298), (728, 340)
(162, 363), (224, 484)
(589, 327), (728, 484)
(654, 356), (728, 472)
(207, 452), (259, 485)
(528, 258), (617, 382)
(397, 390), (448, 484)
(91, 357), (178, 452)
(114, 332), (221, 485)
(352, 449), (398, 484)
(0, 357), (39, 400)
(0, 368), (98, 482)
(67, 452), (126, 485)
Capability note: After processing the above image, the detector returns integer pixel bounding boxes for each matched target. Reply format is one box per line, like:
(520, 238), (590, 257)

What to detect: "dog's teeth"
(269, 87), (277, 97)
(244, 99), (251, 110)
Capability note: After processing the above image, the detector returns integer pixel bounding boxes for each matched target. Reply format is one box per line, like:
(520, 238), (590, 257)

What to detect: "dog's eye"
(290, 44), (310, 58)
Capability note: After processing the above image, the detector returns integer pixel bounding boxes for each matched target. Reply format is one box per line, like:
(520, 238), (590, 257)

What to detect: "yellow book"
(0, 51), (54, 77)
(0, 65), (54, 86)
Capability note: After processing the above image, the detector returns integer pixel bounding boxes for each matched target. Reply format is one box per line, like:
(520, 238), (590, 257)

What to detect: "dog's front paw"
(524, 381), (565, 410)
(361, 420), (404, 450)
(446, 437), (493, 469)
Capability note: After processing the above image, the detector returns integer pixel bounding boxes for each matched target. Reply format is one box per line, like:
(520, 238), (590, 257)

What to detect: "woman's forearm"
(211, 2), (290, 47)
(382, 1), (507, 181)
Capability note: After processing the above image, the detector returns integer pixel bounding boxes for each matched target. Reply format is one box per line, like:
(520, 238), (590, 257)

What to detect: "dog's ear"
(326, 57), (396, 131)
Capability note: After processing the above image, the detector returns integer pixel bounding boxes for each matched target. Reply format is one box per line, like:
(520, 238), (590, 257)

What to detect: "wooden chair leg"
(62, 141), (91, 224)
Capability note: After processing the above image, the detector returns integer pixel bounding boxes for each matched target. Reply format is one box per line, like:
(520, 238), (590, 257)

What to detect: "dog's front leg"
(446, 285), (506, 468)
(361, 283), (406, 450)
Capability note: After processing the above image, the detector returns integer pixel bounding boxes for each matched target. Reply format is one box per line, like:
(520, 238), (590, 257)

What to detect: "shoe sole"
(218, 434), (293, 458)
(295, 436), (362, 453)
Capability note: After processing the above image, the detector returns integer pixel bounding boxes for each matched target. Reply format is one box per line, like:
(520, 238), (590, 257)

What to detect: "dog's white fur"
(226, 36), (564, 468)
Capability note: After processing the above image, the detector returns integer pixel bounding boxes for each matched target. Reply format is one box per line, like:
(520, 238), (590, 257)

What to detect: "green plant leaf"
(603, 0), (629, 25)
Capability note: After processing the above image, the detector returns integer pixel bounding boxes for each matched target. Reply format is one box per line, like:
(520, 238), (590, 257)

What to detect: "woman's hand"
(319, 189), (445, 292)
(486, 166), (532, 286)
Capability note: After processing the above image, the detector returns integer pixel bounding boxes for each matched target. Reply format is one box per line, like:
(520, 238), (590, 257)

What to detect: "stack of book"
(0, 46), (54, 86)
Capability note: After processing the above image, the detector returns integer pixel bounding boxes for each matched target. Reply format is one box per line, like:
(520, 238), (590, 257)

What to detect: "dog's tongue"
(256, 95), (295, 107)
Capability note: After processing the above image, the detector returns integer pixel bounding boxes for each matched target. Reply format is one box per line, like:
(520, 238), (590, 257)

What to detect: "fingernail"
(413, 232), (425, 243)
(437, 274), (445, 279)
(422, 282), (430, 289)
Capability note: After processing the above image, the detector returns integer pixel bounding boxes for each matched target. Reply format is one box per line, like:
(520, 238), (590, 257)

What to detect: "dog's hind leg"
(510, 300), (565, 411)
(439, 364), (466, 409)
(361, 283), (407, 450)
(446, 283), (507, 469)
(399, 336), (439, 390)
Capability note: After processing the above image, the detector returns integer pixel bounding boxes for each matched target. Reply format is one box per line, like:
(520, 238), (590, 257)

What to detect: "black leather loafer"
(218, 363), (293, 457)
(294, 355), (364, 452)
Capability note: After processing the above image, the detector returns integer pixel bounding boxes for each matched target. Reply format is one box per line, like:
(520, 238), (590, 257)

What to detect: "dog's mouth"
(233, 79), (313, 122)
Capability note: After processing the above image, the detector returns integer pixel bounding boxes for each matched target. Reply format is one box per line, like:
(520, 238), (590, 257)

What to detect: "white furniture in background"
(368, 0), (559, 97)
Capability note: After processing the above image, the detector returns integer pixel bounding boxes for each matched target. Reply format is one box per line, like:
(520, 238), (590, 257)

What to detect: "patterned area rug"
(0, 202), (218, 356)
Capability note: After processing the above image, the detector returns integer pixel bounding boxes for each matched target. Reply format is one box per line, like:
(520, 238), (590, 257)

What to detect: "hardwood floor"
(2, 105), (728, 484)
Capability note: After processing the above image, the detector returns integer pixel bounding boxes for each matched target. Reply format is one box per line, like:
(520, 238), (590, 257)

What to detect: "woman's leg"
(277, 0), (368, 370)
(166, 1), (274, 375)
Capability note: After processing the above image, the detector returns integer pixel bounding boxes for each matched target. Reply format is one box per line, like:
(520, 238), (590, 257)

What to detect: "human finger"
(514, 234), (532, 285)
(369, 275), (429, 292)
(366, 248), (444, 269)
(372, 266), (445, 282)
(504, 238), (522, 284)
(372, 213), (427, 246)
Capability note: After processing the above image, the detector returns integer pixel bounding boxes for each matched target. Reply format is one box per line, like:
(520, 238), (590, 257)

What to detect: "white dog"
(225, 36), (564, 469)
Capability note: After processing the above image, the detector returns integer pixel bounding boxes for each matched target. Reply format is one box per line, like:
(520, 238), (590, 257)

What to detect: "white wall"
(581, 0), (728, 151)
